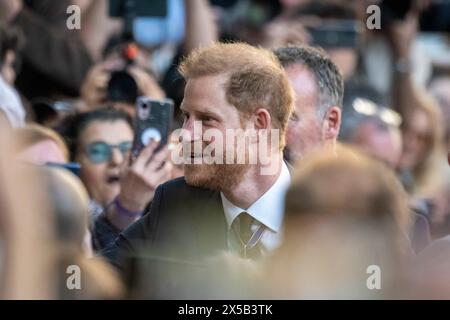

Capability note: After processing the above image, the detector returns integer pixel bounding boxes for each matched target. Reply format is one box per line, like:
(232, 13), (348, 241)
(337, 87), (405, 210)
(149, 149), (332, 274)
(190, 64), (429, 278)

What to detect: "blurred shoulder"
(415, 235), (450, 267)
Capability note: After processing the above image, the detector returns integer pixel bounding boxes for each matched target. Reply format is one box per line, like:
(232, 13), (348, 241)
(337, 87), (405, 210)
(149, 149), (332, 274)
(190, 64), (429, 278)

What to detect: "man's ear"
(254, 108), (271, 130)
(323, 106), (341, 141)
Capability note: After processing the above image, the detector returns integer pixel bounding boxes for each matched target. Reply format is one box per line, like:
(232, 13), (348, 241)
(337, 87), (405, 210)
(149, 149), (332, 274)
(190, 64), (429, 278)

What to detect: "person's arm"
(390, 20), (417, 117)
(101, 182), (165, 273)
(0, 0), (22, 22)
(387, 7), (425, 117)
(79, 0), (123, 61)
(105, 140), (172, 231)
(6, 0), (94, 96)
(183, 0), (218, 53)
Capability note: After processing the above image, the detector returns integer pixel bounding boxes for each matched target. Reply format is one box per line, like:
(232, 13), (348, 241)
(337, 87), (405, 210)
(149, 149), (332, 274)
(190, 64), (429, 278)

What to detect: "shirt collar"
(221, 161), (291, 233)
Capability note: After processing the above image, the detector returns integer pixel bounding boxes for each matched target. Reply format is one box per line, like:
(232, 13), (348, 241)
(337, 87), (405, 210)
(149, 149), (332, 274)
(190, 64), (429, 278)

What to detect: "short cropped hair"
(179, 42), (294, 148)
(274, 45), (344, 119)
(61, 107), (132, 161)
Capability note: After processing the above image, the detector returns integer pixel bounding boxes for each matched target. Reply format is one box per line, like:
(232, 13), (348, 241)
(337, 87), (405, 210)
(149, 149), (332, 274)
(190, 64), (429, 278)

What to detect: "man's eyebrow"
(196, 109), (223, 120)
(180, 104), (223, 120)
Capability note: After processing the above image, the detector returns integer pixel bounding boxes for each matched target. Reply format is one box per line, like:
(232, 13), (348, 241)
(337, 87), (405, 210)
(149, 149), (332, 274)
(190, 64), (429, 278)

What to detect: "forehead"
(286, 64), (317, 92)
(181, 74), (232, 113)
(285, 64), (318, 111)
(18, 140), (66, 165)
(80, 120), (133, 144)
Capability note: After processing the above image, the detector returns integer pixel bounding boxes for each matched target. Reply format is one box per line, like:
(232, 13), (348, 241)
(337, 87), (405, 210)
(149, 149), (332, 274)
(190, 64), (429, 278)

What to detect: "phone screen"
(307, 20), (362, 49)
(109, 0), (168, 17)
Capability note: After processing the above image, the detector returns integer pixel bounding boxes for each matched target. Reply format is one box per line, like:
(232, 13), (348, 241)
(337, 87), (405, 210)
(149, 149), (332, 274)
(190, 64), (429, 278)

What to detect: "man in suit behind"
(103, 42), (295, 283)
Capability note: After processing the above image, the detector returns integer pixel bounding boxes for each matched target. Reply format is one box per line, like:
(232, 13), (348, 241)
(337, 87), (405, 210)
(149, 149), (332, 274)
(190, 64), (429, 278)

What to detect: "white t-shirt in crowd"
(0, 75), (25, 128)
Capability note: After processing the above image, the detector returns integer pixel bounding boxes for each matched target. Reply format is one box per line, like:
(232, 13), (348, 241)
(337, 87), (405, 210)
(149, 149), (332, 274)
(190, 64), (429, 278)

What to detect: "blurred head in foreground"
(263, 145), (412, 299)
(0, 131), (123, 299)
(13, 124), (69, 165)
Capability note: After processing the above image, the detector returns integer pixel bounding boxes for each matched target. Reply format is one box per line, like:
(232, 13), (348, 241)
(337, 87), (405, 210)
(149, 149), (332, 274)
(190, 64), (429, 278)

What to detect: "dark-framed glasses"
(85, 141), (132, 164)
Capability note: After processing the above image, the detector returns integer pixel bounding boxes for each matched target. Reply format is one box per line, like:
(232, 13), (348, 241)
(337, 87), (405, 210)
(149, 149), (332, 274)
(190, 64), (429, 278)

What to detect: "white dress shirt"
(220, 161), (291, 253)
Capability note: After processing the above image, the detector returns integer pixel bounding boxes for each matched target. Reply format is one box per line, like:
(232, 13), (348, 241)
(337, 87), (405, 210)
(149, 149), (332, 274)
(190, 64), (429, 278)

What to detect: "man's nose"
(181, 119), (202, 143)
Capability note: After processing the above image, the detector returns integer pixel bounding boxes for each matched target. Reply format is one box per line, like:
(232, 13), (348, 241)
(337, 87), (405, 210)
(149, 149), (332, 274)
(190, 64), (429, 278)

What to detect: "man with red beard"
(103, 42), (294, 278)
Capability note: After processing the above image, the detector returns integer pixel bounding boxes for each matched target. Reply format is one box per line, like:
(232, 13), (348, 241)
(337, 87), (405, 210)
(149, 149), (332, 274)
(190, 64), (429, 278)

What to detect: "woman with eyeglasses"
(63, 107), (173, 252)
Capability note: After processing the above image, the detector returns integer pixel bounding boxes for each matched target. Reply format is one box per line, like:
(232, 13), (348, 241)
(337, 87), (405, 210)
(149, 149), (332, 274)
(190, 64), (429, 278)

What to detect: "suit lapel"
(191, 190), (228, 254)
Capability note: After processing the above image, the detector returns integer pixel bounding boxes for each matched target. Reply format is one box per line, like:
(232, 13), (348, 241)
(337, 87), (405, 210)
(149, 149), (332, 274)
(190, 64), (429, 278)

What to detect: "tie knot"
(232, 211), (254, 244)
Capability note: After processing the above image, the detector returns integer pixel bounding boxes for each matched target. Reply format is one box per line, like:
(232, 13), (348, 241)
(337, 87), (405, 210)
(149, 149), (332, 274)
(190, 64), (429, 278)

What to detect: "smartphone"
(131, 97), (174, 161)
(307, 20), (362, 49)
(380, 0), (413, 22)
(109, 0), (168, 18)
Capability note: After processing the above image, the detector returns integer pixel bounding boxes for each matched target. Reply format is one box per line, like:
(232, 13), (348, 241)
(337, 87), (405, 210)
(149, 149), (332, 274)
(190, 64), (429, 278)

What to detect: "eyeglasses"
(352, 98), (402, 127)
(85, 141), (132, 164)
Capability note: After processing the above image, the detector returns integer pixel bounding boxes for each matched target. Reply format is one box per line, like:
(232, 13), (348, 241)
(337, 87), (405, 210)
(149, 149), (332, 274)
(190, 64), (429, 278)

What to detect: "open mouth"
(106, 175), (120, 184)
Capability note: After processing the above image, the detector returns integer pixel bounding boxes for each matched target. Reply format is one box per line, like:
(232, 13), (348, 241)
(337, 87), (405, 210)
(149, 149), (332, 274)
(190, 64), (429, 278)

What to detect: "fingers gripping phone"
(131, 97), (174, 163)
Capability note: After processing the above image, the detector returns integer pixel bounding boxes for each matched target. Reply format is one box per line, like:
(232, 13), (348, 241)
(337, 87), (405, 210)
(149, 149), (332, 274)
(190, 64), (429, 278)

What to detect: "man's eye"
(290, 114), (299, 122)
(202, 117), (215, 124)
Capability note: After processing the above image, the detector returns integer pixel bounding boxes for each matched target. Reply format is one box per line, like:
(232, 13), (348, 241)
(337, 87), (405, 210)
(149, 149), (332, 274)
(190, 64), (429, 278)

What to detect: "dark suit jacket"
(102, 177), (228, 274)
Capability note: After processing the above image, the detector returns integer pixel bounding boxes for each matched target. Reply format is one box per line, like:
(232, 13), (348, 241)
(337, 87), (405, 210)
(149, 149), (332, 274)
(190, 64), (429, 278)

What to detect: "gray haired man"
(274, 45), (344, 163)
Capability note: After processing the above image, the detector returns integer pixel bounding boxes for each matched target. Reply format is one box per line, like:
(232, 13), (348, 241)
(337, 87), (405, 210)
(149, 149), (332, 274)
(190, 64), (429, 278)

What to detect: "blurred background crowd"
(0, 0), (449, 299)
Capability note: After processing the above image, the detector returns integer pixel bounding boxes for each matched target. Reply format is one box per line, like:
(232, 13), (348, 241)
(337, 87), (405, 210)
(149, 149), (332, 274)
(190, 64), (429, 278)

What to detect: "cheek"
(286, 123), (301, 144)
(305, 120), (323, 140)
(79, 160), (107, 191)
(288, 120), (321, 144)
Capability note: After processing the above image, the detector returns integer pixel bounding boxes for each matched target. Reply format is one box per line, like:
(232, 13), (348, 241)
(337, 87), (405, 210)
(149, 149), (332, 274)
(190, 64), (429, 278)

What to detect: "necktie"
(230, 212), (264, 259)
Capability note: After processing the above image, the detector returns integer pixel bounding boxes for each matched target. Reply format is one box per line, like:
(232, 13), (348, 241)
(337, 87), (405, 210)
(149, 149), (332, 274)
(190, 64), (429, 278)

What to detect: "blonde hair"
(285, 145), (411, 234)
(264, 146), (411, 298)
(404, 89), (447, 197)
(179, 42), (294, 149)
(14, 124), (69, 161)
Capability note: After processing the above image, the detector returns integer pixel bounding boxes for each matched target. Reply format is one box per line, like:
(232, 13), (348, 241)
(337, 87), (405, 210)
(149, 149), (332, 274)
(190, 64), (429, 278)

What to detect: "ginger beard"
(183, 129), (252, 192)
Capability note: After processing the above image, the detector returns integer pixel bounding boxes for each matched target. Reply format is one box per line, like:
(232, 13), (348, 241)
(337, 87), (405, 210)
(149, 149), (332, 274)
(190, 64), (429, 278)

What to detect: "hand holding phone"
(112, 96), (174, 215)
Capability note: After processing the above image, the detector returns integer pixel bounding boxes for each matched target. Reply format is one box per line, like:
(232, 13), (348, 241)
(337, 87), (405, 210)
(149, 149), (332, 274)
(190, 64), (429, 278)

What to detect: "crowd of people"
(0, 0), (449, 299)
